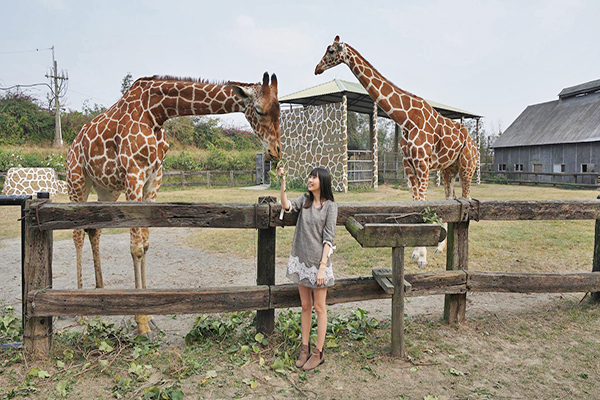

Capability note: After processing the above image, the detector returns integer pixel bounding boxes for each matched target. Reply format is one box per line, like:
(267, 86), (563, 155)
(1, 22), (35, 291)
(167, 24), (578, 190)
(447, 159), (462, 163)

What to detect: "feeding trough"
(345, 214), (446, 357)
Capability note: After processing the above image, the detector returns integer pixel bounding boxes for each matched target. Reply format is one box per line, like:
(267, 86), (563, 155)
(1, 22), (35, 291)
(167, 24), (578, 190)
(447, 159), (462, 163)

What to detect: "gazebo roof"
(280, 79), (482, 120)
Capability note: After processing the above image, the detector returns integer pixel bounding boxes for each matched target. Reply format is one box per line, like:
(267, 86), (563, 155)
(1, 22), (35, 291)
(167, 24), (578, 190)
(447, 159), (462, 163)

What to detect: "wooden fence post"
(256, 196), (276, 334)
(391, 246), (405, 357)
(592, 195), (600, 303)
(230, 171), (234, 187)
(180, 171), (185, 190)
(206, 171), (211, 188)
(444, 221), (469, 323)
(23, 197), (53, 357)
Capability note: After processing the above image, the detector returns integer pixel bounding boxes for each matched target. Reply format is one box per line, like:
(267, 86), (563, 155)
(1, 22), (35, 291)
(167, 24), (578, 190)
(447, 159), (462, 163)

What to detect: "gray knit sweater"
(286, 194), (338, 288)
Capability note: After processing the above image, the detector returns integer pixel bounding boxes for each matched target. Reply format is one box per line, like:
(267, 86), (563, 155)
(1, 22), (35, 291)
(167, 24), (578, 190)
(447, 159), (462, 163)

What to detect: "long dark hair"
(304, 167), (335, 209)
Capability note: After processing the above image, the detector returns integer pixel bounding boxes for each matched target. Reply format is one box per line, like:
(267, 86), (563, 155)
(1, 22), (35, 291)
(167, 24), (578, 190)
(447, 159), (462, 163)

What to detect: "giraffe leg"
(458, 140), (478, 200)
(123, 174), (153, 338)
(435, 165), (459, 255)
(73, 229), (85, 289)
(87, 189), (121, 289)
(87, 229), (104, 288)
(140, 171), (164, 333)
(409, 160), (430, 268)
(67, 157), (91, 289)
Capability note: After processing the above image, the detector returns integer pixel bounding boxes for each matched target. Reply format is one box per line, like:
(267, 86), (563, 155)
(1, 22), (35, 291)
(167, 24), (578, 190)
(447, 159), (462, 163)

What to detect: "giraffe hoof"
(148, 318), (160, 331)
(434, 248), (444, 255)
(417, 260), (428, 269)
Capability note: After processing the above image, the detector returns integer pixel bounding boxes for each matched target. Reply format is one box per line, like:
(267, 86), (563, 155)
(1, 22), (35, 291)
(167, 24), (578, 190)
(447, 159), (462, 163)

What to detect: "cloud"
(227, 15), (317, 61)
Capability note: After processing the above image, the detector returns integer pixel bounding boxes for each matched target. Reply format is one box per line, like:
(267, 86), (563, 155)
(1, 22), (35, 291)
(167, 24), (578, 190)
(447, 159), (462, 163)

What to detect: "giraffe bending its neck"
(316, 36), (478, 268)
(67, 73), (281, 336)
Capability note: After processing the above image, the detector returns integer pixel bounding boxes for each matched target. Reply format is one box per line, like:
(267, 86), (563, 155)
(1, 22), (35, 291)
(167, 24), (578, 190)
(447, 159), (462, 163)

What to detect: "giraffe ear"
(334, 35), (340, 43)
(232, 85), (254, 101)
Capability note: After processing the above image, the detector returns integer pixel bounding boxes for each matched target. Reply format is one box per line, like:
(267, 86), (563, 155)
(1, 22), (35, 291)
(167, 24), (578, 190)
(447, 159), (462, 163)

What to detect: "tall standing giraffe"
(67, 72), (281, 335)
(315, 36), (478, 268)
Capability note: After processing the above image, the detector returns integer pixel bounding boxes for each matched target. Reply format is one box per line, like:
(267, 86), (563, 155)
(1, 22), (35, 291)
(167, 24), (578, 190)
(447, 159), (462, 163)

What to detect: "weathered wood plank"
(271, 199), (600, 226)
(372, 269), (395, 294)
(593, 201), (600, 302)
(23, 199), (53, 357)
(256, 196), (277, 334)
(27, 286), (270, 316)
(444, 221), (469, 324)
(467, 271), (600, 293)
(391, 247), (405, 357)
(345, 217), (445, 248)
(30, 202), (271, 230)
(372, 269), (412, 294)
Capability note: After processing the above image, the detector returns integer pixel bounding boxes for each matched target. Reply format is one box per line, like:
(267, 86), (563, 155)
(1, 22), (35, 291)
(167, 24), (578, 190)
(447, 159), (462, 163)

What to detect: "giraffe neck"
(344, 45), (422, 125)
(143, 80), (246, 126)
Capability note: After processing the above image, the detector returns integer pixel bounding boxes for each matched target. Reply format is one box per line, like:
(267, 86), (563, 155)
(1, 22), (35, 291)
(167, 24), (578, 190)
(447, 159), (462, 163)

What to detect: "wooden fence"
(19, 197), (600, 357)
(481, 170), (600, 189)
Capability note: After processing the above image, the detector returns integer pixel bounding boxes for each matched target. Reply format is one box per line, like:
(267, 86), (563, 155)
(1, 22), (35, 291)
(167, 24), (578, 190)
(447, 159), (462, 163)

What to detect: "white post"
(342, 96), (348, 193)
(371, 102), (378, 189)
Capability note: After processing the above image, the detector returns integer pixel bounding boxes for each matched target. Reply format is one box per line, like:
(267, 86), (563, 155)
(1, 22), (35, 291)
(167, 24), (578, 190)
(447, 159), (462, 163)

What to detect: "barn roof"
(279, 79), (482, 120)
(492, 81), (600, 148)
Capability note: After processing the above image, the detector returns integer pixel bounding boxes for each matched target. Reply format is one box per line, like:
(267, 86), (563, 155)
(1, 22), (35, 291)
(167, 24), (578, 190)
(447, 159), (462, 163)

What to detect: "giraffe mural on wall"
(315, 36), (479, 267)
(67, 73), (281, 336)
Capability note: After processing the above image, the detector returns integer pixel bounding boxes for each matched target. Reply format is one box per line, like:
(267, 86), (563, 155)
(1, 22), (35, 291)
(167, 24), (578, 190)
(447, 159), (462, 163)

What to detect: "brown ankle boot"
(302, 347), (324, 371)
(295, 344), (310, 368)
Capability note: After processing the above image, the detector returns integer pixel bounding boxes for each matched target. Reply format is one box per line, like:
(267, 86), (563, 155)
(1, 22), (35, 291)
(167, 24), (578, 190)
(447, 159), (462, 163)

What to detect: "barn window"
(514, 164), (523, 171)
(532, 163), (542, 173)
(498, 164), (507, 171)
(553, 163), (565, 173)
(581, 163), (591, 173)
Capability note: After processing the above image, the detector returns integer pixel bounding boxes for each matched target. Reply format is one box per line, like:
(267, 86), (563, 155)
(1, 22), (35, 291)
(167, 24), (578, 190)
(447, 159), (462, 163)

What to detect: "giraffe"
(315, 36), (478, 268)
(66, 72), (281, 336)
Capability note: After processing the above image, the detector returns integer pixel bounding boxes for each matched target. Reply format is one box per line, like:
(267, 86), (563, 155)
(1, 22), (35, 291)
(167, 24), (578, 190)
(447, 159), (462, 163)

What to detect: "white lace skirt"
(286, 255), (335, 288)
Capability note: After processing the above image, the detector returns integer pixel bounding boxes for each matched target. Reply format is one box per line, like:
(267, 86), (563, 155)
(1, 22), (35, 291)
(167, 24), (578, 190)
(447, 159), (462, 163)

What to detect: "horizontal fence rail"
(26, 271), (600, 317)
(28, 199), (600, 231)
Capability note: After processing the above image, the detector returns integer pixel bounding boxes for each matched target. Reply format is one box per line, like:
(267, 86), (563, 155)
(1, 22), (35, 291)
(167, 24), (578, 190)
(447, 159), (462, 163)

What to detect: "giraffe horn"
(270, 73), (278, 90)
(334, 35), (340, 43)
(262, 72), (270, 87)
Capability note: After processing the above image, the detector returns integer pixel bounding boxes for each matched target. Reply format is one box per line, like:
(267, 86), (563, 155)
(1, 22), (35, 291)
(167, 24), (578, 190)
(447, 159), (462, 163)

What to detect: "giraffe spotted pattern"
(66, 73), (281, 336)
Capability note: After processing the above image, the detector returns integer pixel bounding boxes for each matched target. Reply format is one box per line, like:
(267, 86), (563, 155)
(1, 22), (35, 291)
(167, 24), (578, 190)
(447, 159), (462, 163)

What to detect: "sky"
(1, 0), (599, 136)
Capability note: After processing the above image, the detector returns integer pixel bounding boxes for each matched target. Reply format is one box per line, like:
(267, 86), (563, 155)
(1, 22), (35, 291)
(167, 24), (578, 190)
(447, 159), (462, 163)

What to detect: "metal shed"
(492, 79), (600, 184)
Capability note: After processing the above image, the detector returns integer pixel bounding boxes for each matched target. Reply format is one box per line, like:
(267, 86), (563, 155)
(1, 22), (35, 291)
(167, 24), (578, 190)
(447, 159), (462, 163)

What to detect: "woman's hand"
(316, 267), (326, 286)
(277, 166), (285, 179)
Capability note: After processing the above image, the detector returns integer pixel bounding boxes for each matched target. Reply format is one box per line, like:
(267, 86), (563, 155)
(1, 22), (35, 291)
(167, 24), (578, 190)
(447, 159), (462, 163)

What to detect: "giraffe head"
(314, 36), (348, 75)
(231, 72), (281, 161)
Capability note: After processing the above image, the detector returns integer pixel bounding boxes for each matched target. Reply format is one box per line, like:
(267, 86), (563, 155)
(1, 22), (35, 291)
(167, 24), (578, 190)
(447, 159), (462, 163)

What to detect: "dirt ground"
(0, 227), (564, 343)
(1, 228), (598, 399)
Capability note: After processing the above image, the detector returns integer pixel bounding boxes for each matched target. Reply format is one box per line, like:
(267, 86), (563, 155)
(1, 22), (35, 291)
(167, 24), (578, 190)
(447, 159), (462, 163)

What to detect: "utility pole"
(45, 46), (68, 148)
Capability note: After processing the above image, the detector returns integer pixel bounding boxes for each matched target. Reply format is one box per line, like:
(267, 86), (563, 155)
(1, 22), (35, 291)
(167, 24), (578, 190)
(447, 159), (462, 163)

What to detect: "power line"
(0, 83), (52, 91)
(0, 47), (53, 56)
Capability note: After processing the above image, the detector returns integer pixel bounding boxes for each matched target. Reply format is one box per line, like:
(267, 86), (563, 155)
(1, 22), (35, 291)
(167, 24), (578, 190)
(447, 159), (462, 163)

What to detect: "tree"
(120, 72), (133, 96)
(0, 90), (55, 145)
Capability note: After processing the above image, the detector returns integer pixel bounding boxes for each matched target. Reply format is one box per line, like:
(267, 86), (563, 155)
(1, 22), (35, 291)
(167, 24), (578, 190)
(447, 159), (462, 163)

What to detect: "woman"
(278, 166), (338, 371)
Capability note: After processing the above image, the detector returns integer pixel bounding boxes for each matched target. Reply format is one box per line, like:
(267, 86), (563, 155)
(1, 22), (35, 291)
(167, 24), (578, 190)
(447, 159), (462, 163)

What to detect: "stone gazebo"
(279, 79), (482, 192)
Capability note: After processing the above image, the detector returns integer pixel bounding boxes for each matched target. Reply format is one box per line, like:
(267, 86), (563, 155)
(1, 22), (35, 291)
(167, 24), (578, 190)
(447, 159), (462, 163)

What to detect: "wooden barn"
(492, 79), (600, 185)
